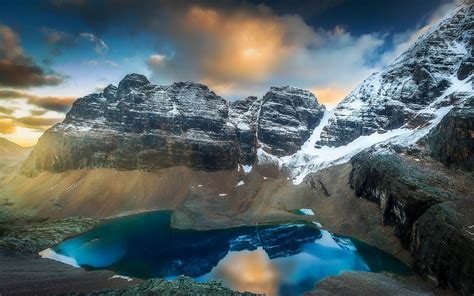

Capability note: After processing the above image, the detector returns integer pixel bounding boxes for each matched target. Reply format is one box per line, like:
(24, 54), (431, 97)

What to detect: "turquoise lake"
(49, 211), (410, 295)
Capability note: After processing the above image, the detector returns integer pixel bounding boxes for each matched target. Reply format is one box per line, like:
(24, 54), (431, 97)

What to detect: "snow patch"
(242, 165), (252, 173)
(235, 181), (244, 187)
(299, 209), (315, 216)
(257, 76), (472, 185)
(109, 275), (133, 282)
(39, 248), (79, 268)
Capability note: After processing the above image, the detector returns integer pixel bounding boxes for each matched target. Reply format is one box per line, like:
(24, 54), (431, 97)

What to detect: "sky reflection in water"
(51, 211), (409, 296)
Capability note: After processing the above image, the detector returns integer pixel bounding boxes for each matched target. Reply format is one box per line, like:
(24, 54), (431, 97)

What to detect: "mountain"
(0, 137), (31, 180)
(20, 3), (473, 178)
(0, 137), (25, 157)
(0, 137), (31, 165)
(3, 2), (474, 295)
(276, 3), (473, 183)
(21, 76), (325, 175)
(318, 3), (473, 147)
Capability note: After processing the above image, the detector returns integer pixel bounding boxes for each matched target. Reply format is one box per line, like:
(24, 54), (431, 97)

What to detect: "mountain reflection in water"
(46, 211), (410, 296)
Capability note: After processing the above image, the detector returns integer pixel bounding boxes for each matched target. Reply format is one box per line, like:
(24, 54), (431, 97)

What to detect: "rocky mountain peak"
(116, 73), (150, 97)
(265, 85), (320, 105)
(318, 3), (473, 147)
(103, 84), (117, 100)
(22, 77), (325, 174)
(258, 85), (325, 156)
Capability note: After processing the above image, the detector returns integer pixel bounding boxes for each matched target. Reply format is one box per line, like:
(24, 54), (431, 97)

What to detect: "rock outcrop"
(257, 86), (325, 156)
(411, 202), (474, 293)
(21, 76), (324, 175)
(422, 94), (474, 171)
(318, 4), (473, 147)
(349, 126), (474, 294)
(89, 276), (258, 296)
(350, 148), (446, 246)
(0, 217), (100, 253)
(309, 272), (436, 295)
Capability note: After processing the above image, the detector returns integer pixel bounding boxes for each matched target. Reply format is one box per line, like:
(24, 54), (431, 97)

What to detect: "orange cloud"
(312, 86), (351, 108)
(184, 5), (293, 84)
(148, 4), (317, 96)
(0, 118), (15, 134)
(0, 89), (75, 112)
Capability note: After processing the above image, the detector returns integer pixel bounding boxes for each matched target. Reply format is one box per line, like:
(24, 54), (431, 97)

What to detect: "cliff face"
(21, 75), (324, 175)
(422, 94), (474, 171)
(324, 4), (474, 293)
(349, 113), (474, 294)
(257, 86), (324, 156)
(318, 4), (473, 147)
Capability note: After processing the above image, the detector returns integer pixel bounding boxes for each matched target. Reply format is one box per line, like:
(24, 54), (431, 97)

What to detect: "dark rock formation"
(349, 141), (474, 294)
(422, 93), (474, 171)
(350, 149), (446, 246)
(319, 4), (473, 147)
(308, 272), (436, 295)
(21, 75), (324, 175)
(228, 96), (261, 164)
(89, 276), (259, 296)
(411, 202), (474, 293)
(257, 86), (325, 156)
(0, 217), (100, 253)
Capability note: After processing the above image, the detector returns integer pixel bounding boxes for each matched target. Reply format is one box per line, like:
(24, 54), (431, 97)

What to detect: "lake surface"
(47, 211), (410, 295)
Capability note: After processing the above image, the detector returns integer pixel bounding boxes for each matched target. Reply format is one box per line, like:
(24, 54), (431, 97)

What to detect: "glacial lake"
(46, 211), (410, 295)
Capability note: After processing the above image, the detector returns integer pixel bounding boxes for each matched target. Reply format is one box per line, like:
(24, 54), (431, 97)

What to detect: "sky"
(0, 0), (462, 147)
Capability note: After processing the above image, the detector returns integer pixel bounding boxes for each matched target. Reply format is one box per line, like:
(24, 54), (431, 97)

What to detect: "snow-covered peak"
(258, 2), (473, 184)
(316, 3), (473, 148)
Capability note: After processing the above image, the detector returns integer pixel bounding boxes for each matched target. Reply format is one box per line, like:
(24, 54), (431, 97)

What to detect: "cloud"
(0, 106), (15, 115)
(145, 5), (384, 100)
(51, 0), (376, 100)
(41, 27), (77, 56)
(83, 59), (119, 68)
(30, 109), (48, 116)
(147, 54), (166, 67)
(41, 27), (109, 56)
(0, 25), (65, 88)
(0, 119), (16, 134)
(312, 86), (352, 108)
(0, 89), (76, 112)
(14, 116), (63, 130)
(79, 33), (109, 54)
(51, 0), (462, 104)
(0, 115), (62, 133)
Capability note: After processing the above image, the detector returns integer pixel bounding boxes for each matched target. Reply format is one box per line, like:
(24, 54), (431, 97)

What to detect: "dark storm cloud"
(0, 25), (65, 88)
(247, 0), (346, 18)
(0, 89), (76, 112)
